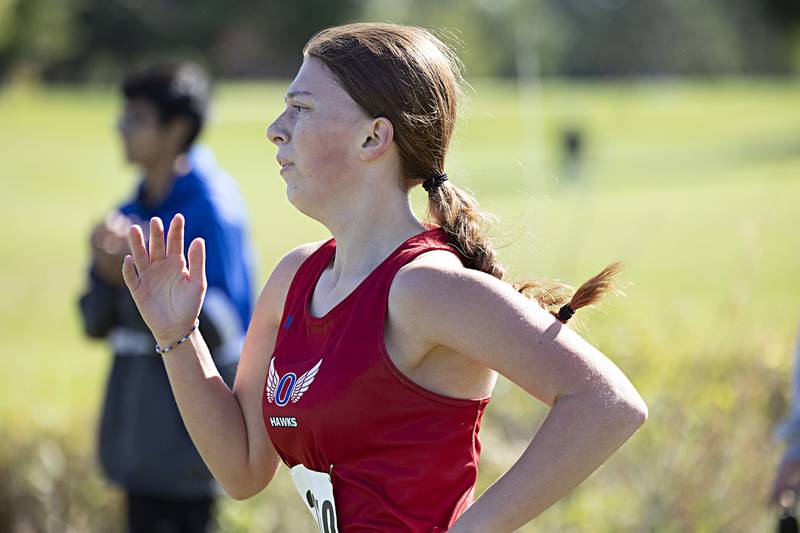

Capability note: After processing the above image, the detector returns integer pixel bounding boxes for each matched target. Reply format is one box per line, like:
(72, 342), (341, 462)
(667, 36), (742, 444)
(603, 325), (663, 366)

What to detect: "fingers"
(166, 213), (185, 257)
(128, 224), (149, 274)
(90, 224), (106, 249)
(110, 212), (133, 241)
(188, 237), (206, 286)
(149, 217), (166, 261)
(121, 255), (138, 289)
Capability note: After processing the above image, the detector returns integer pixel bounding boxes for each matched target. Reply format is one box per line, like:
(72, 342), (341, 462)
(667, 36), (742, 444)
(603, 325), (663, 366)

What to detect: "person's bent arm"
(390, 260), (648, 532)
(121, 213), (313, 499)
(78, 267), (120, 338)
(771, 327), (800, 505)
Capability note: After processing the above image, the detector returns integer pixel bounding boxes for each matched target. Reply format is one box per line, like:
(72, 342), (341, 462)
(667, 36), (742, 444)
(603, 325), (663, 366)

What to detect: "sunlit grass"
(1, 77), (799, 531)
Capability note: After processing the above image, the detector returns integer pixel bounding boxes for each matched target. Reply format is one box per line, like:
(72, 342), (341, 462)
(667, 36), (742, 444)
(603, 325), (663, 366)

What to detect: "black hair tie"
(422, 173), (448, 193)
(558, 304), (575, 322)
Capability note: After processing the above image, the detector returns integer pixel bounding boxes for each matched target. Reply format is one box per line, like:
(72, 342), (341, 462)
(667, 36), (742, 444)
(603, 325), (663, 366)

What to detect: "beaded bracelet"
(155, 320), (200, 355)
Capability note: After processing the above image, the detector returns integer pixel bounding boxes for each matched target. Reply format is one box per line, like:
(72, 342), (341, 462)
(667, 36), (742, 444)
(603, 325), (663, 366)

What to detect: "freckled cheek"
(294, 119), (355, 176)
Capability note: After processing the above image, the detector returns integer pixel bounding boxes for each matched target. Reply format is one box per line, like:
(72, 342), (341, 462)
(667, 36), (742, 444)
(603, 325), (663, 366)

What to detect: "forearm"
(78, 269), (119, 338)
(158, 328), (265, 497)
(451, 390), (647, 532)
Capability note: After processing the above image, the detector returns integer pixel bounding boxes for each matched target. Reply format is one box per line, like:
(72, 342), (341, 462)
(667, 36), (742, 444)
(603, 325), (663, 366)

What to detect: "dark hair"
(305, 23), (621, 322)
(122, 62), (211, 153)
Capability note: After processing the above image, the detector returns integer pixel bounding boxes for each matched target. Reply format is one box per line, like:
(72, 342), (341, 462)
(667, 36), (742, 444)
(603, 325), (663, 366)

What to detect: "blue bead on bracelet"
(155, 320), (200, 354)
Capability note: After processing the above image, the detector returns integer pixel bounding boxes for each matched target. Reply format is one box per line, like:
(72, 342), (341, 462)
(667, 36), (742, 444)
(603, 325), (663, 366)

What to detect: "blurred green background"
(2, 0), (800, 532)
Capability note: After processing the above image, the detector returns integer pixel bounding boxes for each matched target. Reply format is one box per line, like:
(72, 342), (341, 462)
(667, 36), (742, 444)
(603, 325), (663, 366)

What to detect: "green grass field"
(1, 77), (799, 531)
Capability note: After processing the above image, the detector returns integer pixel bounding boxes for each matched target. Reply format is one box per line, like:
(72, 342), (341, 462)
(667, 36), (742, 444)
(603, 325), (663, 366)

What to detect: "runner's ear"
(360, 117), (394, 161)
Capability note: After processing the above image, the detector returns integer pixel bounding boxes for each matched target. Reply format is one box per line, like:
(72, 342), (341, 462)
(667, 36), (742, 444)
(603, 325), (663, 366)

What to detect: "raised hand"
(121, 214), (207, 347)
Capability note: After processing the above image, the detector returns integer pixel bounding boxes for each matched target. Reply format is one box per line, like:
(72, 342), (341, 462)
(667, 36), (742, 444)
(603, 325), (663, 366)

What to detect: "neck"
(323, 185), (427, 285)
(142, 153), (186, 207)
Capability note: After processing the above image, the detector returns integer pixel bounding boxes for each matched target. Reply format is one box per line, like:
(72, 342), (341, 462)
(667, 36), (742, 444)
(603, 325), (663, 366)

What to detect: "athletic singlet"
(262, 227), (491, 532)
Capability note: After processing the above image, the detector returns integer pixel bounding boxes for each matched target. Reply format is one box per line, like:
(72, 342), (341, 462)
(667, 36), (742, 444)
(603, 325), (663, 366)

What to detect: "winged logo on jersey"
(266, 358), (323, 407)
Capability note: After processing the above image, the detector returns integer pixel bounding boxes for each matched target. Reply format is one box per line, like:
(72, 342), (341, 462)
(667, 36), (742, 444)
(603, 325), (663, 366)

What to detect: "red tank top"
(262, 228), (491, 532)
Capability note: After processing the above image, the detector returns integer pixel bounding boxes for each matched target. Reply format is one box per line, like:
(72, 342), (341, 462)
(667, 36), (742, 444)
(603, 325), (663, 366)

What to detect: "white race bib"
(290, 464), (339, 533)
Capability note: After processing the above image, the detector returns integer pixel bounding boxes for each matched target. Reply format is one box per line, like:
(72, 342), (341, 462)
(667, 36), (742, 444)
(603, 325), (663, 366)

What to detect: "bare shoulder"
(256, 240), (328, 324)
(271, 240), (327, 283)
(391, 249), (526, 324)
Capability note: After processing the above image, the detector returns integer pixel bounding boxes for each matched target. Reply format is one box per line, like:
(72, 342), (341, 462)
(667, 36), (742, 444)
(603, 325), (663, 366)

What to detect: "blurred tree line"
(0, 0), (799, 82)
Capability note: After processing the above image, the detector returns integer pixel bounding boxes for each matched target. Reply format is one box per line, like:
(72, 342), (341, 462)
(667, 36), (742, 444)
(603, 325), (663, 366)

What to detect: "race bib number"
(290, 464), (339, 533)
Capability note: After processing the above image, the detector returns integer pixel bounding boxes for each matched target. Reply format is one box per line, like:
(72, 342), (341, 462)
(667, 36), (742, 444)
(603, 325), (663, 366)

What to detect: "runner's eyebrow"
(285, 90), (313, 101)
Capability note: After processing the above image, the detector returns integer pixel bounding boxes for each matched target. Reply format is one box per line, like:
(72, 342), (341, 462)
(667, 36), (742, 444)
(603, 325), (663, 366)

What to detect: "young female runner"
(121, 23), (647, 532)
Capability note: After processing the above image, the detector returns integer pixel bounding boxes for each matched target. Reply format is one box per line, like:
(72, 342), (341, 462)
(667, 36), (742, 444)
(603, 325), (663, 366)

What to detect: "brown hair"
(304, 23), (620, 322)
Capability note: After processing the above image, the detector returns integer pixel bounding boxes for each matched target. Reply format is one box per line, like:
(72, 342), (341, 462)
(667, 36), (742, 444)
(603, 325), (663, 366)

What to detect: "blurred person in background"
(772, 327), (800, 528)
(118, 24), (646, 532)
(78, 62), (255, 533)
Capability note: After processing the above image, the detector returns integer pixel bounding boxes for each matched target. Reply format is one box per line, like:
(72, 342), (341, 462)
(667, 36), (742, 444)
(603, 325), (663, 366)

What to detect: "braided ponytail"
(424, 181), (506, 280)
(427, 180), (622, 322)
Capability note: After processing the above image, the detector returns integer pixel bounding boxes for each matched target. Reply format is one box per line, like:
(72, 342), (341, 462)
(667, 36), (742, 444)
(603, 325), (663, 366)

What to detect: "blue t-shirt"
(120, 145), (255, 343)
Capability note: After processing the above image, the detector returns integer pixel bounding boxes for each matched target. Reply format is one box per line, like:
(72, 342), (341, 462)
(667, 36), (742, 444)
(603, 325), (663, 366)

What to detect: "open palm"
(122, 214), (206, 346)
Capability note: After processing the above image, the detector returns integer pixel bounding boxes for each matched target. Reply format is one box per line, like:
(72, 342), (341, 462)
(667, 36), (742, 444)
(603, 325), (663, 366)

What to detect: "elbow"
(621, 393), (648, 432)
(222, 478), (271, 501)
(637, 398), (649, 425)
(223, 484), (258, 501)
(78, 300), (111, 338)
(220, 476), (262, 501)
(219, 467), (276, 501)
(80, 317), (109, 339)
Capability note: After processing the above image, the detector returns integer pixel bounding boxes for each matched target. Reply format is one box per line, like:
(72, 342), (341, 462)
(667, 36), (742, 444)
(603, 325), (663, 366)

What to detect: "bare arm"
(390, 259), (648, 532)
(121, 214), (317, 499)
